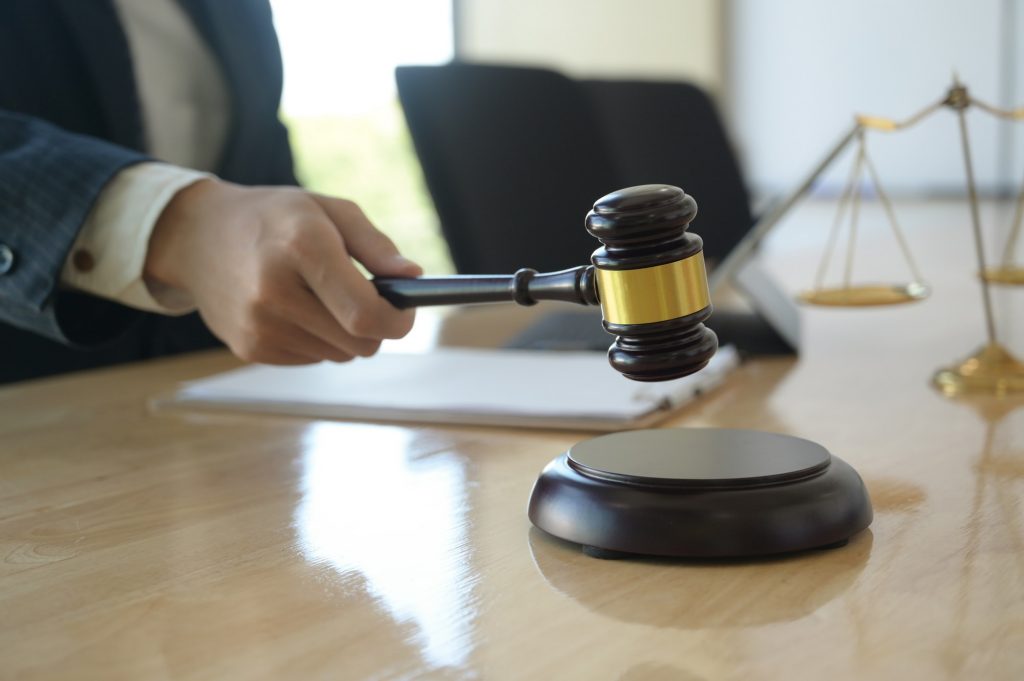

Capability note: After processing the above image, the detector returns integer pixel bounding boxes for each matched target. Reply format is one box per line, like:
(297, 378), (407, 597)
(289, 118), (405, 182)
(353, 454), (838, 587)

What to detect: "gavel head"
(586, 184), (718, 381)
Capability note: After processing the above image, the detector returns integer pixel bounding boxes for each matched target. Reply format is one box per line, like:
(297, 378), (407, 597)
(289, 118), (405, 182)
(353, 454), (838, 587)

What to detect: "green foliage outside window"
(285, 101), (454, 275)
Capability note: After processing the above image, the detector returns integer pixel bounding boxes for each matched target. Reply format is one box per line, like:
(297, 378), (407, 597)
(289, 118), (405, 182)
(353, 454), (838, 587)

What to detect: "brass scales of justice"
(710, 76), (1024, 398)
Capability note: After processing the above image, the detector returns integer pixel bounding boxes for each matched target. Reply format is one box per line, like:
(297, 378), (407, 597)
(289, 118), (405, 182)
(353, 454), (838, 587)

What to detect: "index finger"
(312, 194), (423, 278)
(294, 216), (416, 340)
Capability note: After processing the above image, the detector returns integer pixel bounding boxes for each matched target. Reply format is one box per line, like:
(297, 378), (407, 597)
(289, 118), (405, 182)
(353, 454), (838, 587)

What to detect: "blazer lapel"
(52, 0), (145, 151)
(175, 0), (285, 180)
(175, 0), (242, 170)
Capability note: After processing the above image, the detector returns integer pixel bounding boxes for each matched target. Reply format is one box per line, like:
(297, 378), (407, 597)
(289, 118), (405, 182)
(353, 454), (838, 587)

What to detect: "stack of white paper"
(162, 346), (738, 430)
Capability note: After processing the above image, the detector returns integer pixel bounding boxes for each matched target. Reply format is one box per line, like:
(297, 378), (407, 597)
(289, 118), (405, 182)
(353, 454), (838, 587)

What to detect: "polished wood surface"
(2, 200), (1023, 680)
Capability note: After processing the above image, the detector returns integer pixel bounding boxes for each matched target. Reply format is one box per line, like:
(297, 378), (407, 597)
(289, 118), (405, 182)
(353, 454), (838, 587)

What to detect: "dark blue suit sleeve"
(0, 109), (149, 344)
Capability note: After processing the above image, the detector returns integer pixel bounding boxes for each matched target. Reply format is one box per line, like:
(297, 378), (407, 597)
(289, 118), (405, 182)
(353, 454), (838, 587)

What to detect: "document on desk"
(162, 346), (738, 431)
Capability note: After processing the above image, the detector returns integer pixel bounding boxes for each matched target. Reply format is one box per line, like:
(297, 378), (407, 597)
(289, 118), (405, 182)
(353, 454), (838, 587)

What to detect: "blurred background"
(269, 0), (1024, 275)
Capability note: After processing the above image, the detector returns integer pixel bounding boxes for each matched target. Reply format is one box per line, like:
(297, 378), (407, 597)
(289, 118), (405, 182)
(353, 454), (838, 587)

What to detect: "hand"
(144, 179), (422, 365)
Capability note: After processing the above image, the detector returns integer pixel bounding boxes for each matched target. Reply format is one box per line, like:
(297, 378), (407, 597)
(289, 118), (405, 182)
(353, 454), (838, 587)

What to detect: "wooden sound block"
(528, 428), (872, 559)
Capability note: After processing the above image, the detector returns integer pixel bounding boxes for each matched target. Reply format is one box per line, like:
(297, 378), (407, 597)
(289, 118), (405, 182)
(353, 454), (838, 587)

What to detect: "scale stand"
(712, 78), (1024, 397)
(529, 428), (872, 559)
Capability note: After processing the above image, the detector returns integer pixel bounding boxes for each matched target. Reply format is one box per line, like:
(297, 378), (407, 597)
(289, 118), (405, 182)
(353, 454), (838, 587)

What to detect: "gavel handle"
(373, 266), (600, 309)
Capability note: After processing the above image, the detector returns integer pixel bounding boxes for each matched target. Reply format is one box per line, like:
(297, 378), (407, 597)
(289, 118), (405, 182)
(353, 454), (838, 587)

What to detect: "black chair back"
(396, 63), (622, 273)
(582, 79), (753, 264)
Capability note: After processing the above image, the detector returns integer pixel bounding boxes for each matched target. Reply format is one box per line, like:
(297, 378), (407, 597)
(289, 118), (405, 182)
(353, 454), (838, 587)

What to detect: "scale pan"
(981, 266), (1024, 285)
(799, 282), (929, 307)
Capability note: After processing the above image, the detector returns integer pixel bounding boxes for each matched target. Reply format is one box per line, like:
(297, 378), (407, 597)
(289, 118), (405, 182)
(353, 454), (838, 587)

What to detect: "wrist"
(144, 178), (221, 290)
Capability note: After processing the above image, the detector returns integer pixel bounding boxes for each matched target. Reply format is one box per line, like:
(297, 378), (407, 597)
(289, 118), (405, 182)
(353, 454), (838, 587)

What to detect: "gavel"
(373, 184), (718, 382)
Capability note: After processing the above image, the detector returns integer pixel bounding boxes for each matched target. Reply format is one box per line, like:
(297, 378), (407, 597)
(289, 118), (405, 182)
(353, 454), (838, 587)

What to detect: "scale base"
(982, 266), (1024, 285)
(798, 282), (929, 307)
(528, 428), (873, 559)
(933, 342), (1024, 397)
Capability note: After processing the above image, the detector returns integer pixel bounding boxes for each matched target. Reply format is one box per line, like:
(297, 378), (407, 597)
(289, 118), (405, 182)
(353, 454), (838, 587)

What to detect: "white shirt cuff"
(61, 162), (212, 314)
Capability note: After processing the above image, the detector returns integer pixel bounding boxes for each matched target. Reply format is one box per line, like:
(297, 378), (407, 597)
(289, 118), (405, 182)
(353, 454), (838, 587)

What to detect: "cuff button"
(72, 248), (96, 273)
(0, 244), (14, 275)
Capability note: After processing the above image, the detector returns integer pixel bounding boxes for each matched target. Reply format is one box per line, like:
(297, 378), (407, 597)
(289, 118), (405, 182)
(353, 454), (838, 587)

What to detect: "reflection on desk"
(528, 528), (874, 629)
(294, 423), (476, 669)
(0, 200), (1022, 679)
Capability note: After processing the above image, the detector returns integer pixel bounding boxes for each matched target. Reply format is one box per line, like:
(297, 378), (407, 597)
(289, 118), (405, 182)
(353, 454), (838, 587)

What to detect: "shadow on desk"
(527, 527), (873, 629)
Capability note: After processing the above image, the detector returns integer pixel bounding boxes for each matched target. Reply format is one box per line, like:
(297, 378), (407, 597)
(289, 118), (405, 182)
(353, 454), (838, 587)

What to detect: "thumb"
(313, 194), (424, 277)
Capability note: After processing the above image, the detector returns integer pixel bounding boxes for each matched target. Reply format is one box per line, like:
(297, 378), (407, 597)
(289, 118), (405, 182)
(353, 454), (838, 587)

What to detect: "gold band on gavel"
(595, 253), (710, 325)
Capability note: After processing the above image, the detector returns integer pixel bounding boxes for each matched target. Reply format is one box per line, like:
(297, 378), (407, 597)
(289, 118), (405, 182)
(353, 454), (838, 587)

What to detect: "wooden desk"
(2, 200), (1022, 680)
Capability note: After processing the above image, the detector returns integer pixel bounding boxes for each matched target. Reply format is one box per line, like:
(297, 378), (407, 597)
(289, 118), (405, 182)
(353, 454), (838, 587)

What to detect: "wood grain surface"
(1, 200), (1022, 680)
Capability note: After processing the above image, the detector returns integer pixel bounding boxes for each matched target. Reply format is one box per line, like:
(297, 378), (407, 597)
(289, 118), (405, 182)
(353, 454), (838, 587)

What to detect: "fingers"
(311, 195), (423, 277)
(247, 350), (319, 366)
(292, 204), (418, 341)
(265, 319), (356, 364)
(266, 285), (382, 358)
(227, 313), (357, 365)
